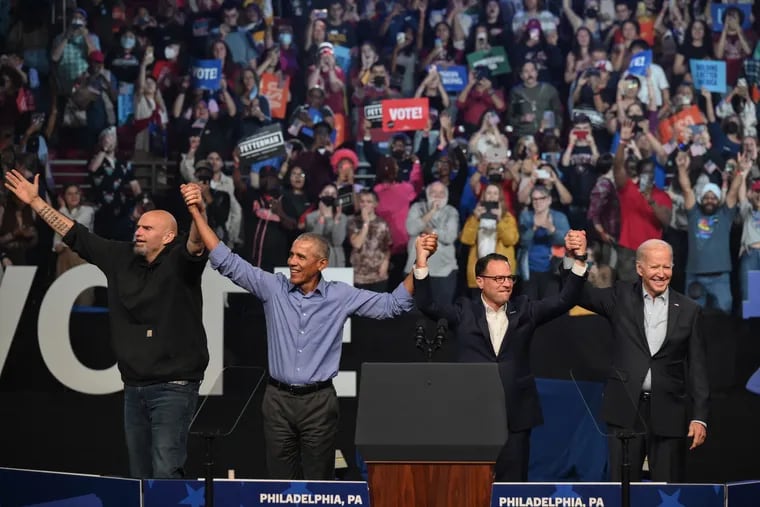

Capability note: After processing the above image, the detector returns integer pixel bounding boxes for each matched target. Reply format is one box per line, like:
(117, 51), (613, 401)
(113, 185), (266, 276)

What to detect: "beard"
(133, 243), (147, 257)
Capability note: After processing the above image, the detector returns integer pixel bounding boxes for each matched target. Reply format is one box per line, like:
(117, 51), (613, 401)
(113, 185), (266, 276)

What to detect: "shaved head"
(134, 210), (178, 262)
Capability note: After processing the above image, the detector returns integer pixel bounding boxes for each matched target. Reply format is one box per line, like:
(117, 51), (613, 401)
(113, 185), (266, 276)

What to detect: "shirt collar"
(642, 286), (669, 304)
(288, 273), (327, 295)
(481, 294), (506, 314)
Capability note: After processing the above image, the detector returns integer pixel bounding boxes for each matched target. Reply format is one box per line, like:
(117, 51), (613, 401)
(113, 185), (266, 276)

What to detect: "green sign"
(466, 47), (511, 76)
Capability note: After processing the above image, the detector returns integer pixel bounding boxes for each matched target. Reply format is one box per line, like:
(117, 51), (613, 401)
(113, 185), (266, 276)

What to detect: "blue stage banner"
(144, 479), (370, 506)
(727, 481), (760, 506)
(0, 467), (141, 507)
(491, 483), (724, 507)
(191, 59), (223, 91)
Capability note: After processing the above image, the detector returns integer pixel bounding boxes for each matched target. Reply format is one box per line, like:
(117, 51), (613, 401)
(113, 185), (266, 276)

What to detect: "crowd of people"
(1, 0), (760, 314)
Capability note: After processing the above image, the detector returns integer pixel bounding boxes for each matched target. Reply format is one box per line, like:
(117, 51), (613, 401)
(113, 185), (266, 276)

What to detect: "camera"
(488, 167), (504, 183)
(585, 68), (600, 78)
(474, 66), (490, 82)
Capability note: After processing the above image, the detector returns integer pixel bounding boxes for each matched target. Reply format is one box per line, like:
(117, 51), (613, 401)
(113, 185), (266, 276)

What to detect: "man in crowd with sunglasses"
(413, 229), (589, 481)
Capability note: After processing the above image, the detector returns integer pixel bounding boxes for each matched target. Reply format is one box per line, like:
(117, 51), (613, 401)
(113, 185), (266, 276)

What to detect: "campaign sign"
(690, 60), (727, 94)
(0, 467), (141, 506)
(627, 50), (651, 77)
(438, 65), (468, 92)
(658, 105), (702, 143)
(491, 483), (724, 507)
(727, 480), (760, 506)
(364, 101), (383, 129)
(333, 45), (352, 75)
(381, 97), (429, 132)
(711, 3), (752, 32)
(237, 124), (286, 166)
(260, 73), (290, 119)
(467, 46), (511, 75)
(191, 59), (223, 91)
(144, 479), (370, 506)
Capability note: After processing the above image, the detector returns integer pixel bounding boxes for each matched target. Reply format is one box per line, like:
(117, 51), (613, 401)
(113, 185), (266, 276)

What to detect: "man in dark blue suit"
(413, 230), (589, 481)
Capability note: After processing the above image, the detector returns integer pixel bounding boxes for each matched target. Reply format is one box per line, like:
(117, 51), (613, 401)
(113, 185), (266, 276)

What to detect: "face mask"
(121, 36), (136, 49)
(71, 19), (85, 29)
(164, 46), (178, 59)
(279, 33), (292, 46)
(585, 7), (598, 18)
(392, 149), (405, 160)
(320, 195), (336, 207)
(373, 76), (385, 88)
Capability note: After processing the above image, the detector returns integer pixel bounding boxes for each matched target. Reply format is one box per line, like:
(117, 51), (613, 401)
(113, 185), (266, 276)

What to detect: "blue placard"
(117, 83), (135, 127)
(727, 481), (760, 506)
(711, 4), (752, 32)
(491, 483), (724, 507)
(333, 45), (352, 76)
(627, 50), (652, 77)
(690, 60), (727, 93)
(438, 65), (468, 92)
(144, 479), (370, 506)
(191, 59), (223, 91)
(0, 467), (141, 506)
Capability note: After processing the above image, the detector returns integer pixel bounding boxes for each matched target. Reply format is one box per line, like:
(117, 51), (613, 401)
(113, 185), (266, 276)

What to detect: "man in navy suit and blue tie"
(413, 230), (589, 481)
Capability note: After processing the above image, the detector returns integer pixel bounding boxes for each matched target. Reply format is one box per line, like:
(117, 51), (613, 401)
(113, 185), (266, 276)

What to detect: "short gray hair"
(294, 232), (330, 260)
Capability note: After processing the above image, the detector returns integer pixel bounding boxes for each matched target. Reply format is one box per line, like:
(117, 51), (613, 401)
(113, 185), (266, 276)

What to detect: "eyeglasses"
(479, 274), (518, 284)
(531, 195), (549, 202)
(197, 177), (211, 184)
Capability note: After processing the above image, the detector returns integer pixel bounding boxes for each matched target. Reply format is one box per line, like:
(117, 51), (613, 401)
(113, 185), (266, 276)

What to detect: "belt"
(640, 391), (651, 400)
(268, 377), (333, 395)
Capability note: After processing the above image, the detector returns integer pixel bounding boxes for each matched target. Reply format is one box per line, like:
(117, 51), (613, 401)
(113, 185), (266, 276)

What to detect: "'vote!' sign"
(381, 98), (429, 132)
(191, 59), (222, 91)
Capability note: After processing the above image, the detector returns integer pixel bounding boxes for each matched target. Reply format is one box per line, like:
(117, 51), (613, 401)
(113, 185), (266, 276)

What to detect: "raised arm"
(675, 150), (696, 210)
(181, 183), (221, 252)
(614, 120), (634, 188)
(4, 171), (74, 238)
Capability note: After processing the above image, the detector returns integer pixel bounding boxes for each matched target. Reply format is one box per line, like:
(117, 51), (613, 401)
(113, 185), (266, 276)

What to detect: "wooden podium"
(355, 363), (507, 507)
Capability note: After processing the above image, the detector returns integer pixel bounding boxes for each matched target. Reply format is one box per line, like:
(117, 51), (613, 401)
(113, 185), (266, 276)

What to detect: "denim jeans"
(124, 381), (200, 479)
(685, 272), (732, 313)
(740, 249), (760, 302)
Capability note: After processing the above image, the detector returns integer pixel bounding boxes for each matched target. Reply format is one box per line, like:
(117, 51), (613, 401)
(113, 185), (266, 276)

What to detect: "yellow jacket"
(459, 213), (520, 288)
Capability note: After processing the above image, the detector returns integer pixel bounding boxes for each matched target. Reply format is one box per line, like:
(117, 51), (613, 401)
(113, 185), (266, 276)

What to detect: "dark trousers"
(262, 384), (340, 480)
(494, 429), (531, 482)
(123, 381), (200, 479)
(607, 393), (686, 482)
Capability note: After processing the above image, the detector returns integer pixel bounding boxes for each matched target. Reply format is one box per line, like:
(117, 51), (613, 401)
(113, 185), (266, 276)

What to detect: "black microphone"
(434, 318), (448, 344)
(414, 320), (427, 351)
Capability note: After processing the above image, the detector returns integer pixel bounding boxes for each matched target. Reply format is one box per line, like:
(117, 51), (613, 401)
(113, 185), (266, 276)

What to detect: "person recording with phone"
(305, 183), (347, 267)
(460, 183), (519, 298)
(456, 65), (506, 135)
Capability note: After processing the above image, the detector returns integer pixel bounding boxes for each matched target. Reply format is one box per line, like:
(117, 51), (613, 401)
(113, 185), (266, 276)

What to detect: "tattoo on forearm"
(38, 205), (73, 237)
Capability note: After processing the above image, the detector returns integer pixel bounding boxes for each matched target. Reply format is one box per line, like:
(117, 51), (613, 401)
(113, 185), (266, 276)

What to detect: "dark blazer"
(414, 270), (586, 432)
(576, 280), (709, 437)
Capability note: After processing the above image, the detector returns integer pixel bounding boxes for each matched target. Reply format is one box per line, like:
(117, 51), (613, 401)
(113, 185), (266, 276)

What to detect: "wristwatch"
(575, 252), (588, 262)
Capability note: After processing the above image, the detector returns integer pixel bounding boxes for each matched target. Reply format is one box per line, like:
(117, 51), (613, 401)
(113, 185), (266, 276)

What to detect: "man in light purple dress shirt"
(181, 182), (438, 480)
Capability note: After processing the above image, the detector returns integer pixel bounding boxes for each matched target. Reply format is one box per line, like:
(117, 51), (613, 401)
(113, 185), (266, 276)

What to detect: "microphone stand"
(617, 430), (635, 507)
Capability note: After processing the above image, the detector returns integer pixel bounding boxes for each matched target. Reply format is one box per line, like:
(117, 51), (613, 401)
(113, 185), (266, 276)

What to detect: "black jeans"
(262, 384), (339, 480)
